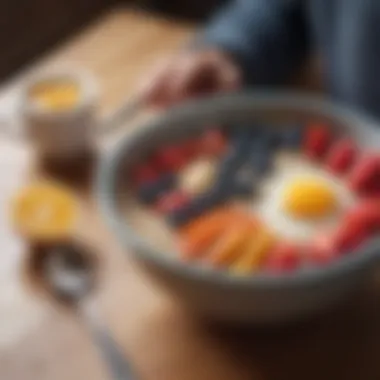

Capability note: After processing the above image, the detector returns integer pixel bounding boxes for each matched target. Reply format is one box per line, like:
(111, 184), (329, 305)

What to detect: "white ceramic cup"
(20, 68), (99, 160)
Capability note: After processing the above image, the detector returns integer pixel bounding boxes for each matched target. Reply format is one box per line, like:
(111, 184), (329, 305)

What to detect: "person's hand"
(138, 49), (241, 108)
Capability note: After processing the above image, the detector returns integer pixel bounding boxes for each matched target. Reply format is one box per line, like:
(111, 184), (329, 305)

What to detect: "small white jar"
(20, 68), (99, 161)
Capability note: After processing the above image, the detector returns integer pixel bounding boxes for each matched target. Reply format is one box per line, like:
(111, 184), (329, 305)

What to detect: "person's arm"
(199, 0), (310, 85)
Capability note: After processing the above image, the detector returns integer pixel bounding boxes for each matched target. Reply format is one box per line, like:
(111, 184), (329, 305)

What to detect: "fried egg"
(252, 153), (356, 243)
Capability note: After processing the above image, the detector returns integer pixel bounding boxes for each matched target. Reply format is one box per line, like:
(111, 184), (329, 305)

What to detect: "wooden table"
(1, 6), (380, 380)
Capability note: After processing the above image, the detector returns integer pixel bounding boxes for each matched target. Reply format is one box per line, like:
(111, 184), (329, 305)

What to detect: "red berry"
(155, 191), (190, 214)
(349, 155), (380, 196)
(132, 164), (157, 185)
(333, 217), (369, 253)
(181, 139), (202, 158)
(304, 123), (332, 159)
(154, 145), (188, 172)
(308, 235), (339, 266)
(326, 139), (357, 174)
(345, 200), (380, 233)
(200, 129), (227, 156)
(264, 243), (301, 272)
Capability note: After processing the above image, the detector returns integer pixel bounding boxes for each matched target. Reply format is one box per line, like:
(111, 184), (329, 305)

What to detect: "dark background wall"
(138, 0), (224, 20)
(0, 0), (224, 82)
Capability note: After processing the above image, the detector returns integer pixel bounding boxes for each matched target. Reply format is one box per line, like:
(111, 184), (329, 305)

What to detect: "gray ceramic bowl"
(96, 91), (380, 324)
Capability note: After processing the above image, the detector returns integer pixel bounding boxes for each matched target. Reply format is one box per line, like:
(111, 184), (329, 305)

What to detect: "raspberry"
(304, 123), (332, 159)
(137, 173), (176, 204)
(327, 139), (357, 174)
(200, 129), (227, 156)
(333, 217), (369, 253)
(308, 235), (339, 266)
(156, 191), (190, 214)
(264, 243), (301, 272)
(154, 145), (188, 172)
(131, 164), (157, 185)
(349, 155), (380, 196)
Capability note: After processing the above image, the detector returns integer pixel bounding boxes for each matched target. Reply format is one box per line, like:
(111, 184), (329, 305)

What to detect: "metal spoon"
(43, 244), (137, 380)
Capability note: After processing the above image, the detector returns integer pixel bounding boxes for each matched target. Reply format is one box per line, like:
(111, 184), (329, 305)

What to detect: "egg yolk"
(30, 80), (80, 111)
(282, 178), (337, 219)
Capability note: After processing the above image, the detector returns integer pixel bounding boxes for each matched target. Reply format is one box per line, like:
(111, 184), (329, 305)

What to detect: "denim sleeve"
(198, 0), (310, 85)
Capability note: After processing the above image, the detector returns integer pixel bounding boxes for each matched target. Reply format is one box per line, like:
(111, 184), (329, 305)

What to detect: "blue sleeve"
(199, 0), (310, 85)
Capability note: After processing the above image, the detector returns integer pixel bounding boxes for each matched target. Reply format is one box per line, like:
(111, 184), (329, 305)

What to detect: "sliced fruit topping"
(12, 181), (78, 241)
(327, 138), (357, 174)
(304, 123), (332, 159)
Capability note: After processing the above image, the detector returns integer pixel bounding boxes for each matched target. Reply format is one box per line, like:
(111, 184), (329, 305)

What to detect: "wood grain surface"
(1, 6), (380, 380)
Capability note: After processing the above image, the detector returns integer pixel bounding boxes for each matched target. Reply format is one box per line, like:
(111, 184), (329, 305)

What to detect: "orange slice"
(180, 207), (234, 235)
(12, 181), (78, 241)
(179, 207), (259, 260)
(207, 226), (252, 267)
(180, 208), (234, 260)
(232, 229), (276, 274)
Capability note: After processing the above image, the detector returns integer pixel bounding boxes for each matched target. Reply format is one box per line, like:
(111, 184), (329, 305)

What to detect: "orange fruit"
(207, 226), (252, 267)
(12, 181), (78, 241)
(180, 208), (259, 260)
(180, 208), (234, 260)
(232, 228), (276, 274)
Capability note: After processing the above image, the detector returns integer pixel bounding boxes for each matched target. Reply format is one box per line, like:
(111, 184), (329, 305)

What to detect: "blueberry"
(217, 153), (239, 181)
(195, 190), (227, 211)
(248, 140), (273, 175)
(226, 125), (257, 139)
(249, 126), (282, 149)
(234, 176), (255, 198)
(167, 188), (228, 227)
(281, 125), (304, 148)
(259, 153), (272, 173)
(137, 183), (158, 204)
(166, 207), (195, 227)
(137, 173), (176, 204)
(264, 130), (283, 149)
(217, 156), (243, 187)
(216, 131), (252, 185)
(231, 130), (254, 153)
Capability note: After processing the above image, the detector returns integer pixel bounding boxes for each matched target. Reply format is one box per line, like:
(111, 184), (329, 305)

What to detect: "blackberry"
(137, 173), (176, 204)
(281, 125), (304, 149)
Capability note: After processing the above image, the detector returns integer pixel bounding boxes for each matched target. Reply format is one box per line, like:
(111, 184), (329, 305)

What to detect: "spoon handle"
(79, 302), (137, 380)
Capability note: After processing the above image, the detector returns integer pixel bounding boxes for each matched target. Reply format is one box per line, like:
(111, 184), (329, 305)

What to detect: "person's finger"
(138, 60), (166, 97)
(171, 53), (241, 101)
(165, 56), (205, 104)
(138, 58), (174, 106)
(139, 51), (242, 108)
(216, 60), (242, 91)
(219, 66), (241, 91)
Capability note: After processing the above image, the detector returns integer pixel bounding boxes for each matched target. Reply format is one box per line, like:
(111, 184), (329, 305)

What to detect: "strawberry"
(304, 123), (332, 159)
(199, 129), (227, 156)
(308, 235), (339, 266)
(333, 217), (369, 253)
(326, 138), (357, 174)
(349, 155), (380, 196)
(131, 163), (157, 185)
(344, 200), (380, 233)
(181, 138), (202, 158)
(154, 145), (188, 172)
(264, 243), (301, 272)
